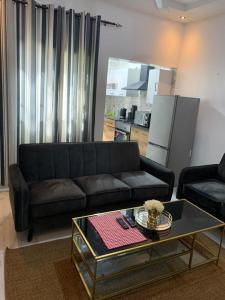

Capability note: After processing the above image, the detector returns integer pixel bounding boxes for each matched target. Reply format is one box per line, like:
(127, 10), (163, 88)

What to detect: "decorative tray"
(134, 207), (173, 231)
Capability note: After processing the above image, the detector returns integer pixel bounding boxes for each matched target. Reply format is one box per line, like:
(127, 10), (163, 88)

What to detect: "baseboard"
(0, 186), (9, 192)
(0, 249), (5, 300)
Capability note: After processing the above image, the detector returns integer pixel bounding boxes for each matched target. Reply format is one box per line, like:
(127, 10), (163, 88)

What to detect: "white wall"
(175, 15), (225, 165)
(39, 0), (184, 140)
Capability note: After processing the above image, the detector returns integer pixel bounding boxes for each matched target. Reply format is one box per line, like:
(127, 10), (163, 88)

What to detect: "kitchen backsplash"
(105, 93), (152, 118)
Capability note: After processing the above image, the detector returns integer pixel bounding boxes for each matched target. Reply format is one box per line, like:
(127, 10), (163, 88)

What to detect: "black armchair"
(176, 154), (225, 220)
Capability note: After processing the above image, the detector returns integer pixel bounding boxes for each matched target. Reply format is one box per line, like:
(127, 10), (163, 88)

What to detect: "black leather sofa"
(9, 141), (175, 240)
(177, 154), (225, 220)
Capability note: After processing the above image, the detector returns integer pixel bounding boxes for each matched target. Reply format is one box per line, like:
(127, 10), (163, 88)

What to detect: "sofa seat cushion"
(114, 171), (169, 201)
(184, 180), (225, 214)
(74, 174), (131, 208)
(29, 179), (86, 218)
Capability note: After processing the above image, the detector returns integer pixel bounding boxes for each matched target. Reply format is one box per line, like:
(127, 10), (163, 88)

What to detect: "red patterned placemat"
(88, 211), (147, 250)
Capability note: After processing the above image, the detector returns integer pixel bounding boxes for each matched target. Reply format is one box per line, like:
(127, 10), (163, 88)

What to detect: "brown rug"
(5, 237), (225, 300)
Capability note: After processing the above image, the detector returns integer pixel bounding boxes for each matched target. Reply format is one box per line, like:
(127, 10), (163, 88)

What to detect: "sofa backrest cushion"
(218, 153), (225, 182)
(18, 141), (140, 182)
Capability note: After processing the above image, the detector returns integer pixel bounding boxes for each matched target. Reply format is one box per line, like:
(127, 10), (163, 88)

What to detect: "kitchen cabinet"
(103, 118), (115, 141)
(106, 68), (128, 96)
(147, 69), (173, 104)
(106, 58), (141, 97)
(130, 126), (149, 156)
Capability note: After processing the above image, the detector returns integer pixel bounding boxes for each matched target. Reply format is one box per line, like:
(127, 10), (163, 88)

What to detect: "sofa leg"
(27, 228), (33, 242)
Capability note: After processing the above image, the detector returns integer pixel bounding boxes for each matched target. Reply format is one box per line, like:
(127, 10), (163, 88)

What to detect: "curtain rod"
(12, 0), (123, 28)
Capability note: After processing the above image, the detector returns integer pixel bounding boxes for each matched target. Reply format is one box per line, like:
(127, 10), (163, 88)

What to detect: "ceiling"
(102, 0), (225, 23)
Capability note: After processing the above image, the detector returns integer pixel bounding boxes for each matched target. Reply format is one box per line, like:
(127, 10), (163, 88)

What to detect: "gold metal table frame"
(71, 200), (225, 300)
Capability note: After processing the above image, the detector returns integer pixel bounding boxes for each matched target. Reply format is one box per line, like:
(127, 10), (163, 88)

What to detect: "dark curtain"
(15, 1), (101, 144)
(0, 0), (101, 185)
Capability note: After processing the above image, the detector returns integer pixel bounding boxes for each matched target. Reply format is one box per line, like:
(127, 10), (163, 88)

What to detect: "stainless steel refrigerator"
(146, 95), (200, 184)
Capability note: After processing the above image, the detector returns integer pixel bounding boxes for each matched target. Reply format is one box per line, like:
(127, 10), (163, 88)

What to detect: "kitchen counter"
(102, 118), (116, 141)
(104, 116), (117, 121)
(104, 116), (150, 131)
(103, 116), (149, 155)
(131, 124), (149, 132)
(130, 126), (149, 156)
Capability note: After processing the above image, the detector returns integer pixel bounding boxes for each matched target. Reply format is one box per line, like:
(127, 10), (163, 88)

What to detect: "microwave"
(134, 111), (151, 128)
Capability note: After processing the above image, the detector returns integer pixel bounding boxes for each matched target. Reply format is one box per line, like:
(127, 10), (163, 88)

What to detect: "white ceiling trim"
(155, 0), (217, 11)
(102, 0), (225, 23)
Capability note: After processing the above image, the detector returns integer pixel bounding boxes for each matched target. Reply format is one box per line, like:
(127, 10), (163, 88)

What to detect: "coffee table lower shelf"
(71, 227), (224, 300)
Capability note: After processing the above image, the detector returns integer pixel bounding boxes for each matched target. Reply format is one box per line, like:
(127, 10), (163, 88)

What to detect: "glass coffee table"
(71, 200), (225, 300)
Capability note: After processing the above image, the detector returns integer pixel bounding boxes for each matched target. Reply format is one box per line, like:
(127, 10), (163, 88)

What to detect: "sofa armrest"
(140, 155), (175, 200)
(176, 164), (219, 199)
(9, 164), (30, 231)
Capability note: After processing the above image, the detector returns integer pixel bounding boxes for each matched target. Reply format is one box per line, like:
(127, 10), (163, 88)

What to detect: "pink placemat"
(88, 211), (147, 250)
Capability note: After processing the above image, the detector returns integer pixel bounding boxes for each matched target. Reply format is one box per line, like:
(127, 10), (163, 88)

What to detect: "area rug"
(5, 237), (225, 300)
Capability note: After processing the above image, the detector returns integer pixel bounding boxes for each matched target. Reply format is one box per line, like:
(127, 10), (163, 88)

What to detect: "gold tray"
(134, 207), (173, 231)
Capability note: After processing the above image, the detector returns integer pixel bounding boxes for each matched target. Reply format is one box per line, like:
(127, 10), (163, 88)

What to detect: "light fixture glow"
(179, 16), (186, 20)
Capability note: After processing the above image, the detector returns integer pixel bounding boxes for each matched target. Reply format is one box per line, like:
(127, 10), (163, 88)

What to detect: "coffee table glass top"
(73, 200), (224, 257)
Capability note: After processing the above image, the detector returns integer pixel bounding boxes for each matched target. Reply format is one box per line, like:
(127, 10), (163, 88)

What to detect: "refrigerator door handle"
(146, 143), (169, 166)
(148, 142), (169, 151)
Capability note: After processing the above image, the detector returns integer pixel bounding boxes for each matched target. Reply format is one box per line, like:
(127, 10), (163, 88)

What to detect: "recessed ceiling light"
(179, 16), (186, 20)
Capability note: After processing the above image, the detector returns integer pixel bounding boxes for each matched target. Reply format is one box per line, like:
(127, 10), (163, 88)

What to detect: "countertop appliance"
(127, 105), (138, 122)
(134, 111), (151, 128)
(114, 120), (131, 141)
(127, 112), (133, 122)
(131, 105), (137, 121)
(146, 95), (200, 184)
(119, 108), (127, 120)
